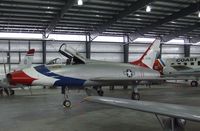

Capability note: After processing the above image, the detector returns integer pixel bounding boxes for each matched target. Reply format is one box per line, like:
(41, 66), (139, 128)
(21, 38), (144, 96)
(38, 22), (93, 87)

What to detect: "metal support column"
(123, 35), (129, 90)
(184, 38), (190, 57)
(123, 35), (129, 63)
(19, 52), (21, 63)
(86, 33), (91, 59)
(159, 43), (163, 59)
(42, 40), (46, 64)
(7, 42), (11, 72)
(28, 40), (31, 49)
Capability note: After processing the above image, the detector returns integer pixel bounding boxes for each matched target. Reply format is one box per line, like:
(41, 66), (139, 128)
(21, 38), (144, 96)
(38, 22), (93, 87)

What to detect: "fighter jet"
(7, 39), (162, 107)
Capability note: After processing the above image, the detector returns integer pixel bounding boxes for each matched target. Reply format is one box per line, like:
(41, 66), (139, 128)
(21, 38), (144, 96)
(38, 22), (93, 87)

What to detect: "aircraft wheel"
(109, 86), (114, 90)
(97, 90), (104, 96)
(10, 90), (15, 96)
(163, 118), (186, 130)
(175, 118), (186, 128)
(63, 100), (71, 108)
(131, 92), (140, 100)
(191, 81), (198, 87)
(123, 86), (128, 90)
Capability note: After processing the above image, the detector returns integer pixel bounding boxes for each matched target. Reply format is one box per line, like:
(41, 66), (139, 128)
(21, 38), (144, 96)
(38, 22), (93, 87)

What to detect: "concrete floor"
(0, 83), (200, 131)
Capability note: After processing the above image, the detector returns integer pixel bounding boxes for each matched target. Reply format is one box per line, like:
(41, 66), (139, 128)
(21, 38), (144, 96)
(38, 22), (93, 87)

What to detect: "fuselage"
(7, 61), (160, 88)
(163, 57), (200, 75)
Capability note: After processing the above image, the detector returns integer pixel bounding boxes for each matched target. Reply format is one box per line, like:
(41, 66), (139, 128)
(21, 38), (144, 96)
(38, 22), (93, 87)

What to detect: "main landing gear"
(10, 89), (15, 96)
(191, 81), (198, 87)
(131, 84), (140, 100)
(156, 115), (186, 131)
(85, 86), (104, 96)
(0, 87), (15, 96)
(61, 86), (71, 108)
(93, 86), (104, 96)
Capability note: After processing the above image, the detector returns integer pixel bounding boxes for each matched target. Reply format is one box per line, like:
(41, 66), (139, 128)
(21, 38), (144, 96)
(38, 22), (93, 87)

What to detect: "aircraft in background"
(0, 49), (35, 96)
(6, 39), (162, 107)
(154, 57), (200, 87)
(85, 96), (200, 131)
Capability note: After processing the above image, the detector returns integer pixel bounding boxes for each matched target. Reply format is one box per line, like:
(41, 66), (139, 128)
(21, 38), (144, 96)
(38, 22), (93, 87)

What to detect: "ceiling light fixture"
(198, 11), (200, 18)
(78, 0), (83, 6)
(146, 5), (151, 12)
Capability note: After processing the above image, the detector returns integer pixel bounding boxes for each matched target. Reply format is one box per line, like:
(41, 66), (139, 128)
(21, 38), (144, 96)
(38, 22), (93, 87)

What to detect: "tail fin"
(130, 39), (161, 69)
(18, 49), (35, 70)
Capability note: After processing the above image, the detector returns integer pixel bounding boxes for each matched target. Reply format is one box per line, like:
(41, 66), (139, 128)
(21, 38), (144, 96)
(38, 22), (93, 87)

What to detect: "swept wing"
(85, 96), (200, 122)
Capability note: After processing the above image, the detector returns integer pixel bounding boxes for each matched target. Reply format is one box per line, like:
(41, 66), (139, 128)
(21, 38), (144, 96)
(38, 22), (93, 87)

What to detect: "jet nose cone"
(7, 70), (36, 85)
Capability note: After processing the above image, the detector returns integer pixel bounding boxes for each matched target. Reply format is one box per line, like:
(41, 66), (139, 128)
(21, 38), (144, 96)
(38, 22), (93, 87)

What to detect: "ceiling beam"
(89, 0), (155, 41)
(129, 2), (200, 41)
(161, 23), (200, 42)
(44, 0), (75, 37)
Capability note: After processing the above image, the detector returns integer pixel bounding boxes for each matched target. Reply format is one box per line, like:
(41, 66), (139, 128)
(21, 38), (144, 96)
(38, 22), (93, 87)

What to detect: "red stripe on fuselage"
(8, 70), (37, 85)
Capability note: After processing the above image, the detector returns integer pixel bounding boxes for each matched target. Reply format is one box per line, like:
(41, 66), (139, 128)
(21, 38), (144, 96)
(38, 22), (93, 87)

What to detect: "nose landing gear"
(63, 99), (71, 108)
(93, 86), (104, 96)
(191, 81), (198, 87)
(61, 86), (71, 108)
(131, 83), (140, 100)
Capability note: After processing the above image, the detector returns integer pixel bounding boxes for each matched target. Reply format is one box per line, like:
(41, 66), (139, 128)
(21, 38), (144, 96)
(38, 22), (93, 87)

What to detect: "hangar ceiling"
(0, 0), (200, 42)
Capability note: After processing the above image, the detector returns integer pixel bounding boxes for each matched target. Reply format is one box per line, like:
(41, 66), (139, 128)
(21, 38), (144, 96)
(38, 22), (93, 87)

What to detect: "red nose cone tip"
(7, 70), (36, 85)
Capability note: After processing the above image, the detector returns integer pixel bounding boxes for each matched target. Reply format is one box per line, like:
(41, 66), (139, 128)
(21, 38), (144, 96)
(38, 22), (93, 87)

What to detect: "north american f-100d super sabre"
(7, 39), (162, 107)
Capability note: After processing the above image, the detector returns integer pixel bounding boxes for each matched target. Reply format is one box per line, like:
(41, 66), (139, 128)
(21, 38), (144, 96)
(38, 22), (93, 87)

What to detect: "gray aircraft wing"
(85, 96), (200, 122)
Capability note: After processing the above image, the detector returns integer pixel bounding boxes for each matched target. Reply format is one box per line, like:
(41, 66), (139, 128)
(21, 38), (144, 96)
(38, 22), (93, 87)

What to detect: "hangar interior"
(0, 0), (200, 131)
(0, 0), (200, 72)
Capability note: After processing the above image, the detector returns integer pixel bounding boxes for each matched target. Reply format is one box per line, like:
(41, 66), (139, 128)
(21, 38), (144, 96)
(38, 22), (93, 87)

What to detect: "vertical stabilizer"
(17, 49), (35, 70)
(131, 39), (161, 69)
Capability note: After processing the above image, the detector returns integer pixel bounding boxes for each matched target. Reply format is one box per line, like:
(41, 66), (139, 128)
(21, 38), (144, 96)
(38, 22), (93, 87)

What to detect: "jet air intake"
(7, 70), (36, 85)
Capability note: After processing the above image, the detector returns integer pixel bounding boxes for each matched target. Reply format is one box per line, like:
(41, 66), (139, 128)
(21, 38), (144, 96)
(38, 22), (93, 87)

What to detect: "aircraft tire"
(123, 86), (128, 90)
(131, 92), (140, 100)
(10, 90), (15, 96)
(175, 118), (186, 128)
(97, 90), (104, 96)
(163, 118), (186, 130)
(109, 86), (114, 90)
(63, 100), (71, 108)
(191, 81), (198, 87)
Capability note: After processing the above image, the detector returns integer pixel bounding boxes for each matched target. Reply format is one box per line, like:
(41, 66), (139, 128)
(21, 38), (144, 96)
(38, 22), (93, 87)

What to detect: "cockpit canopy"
(58, 43), (86, 64)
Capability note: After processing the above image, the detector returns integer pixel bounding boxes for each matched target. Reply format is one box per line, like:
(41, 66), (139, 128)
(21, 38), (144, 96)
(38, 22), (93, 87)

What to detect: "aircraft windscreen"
(47, 58), (63, 65)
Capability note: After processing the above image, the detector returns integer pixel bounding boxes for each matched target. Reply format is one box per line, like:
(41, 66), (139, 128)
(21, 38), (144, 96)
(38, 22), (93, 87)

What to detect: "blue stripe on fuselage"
(34, 65), (86, 87)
